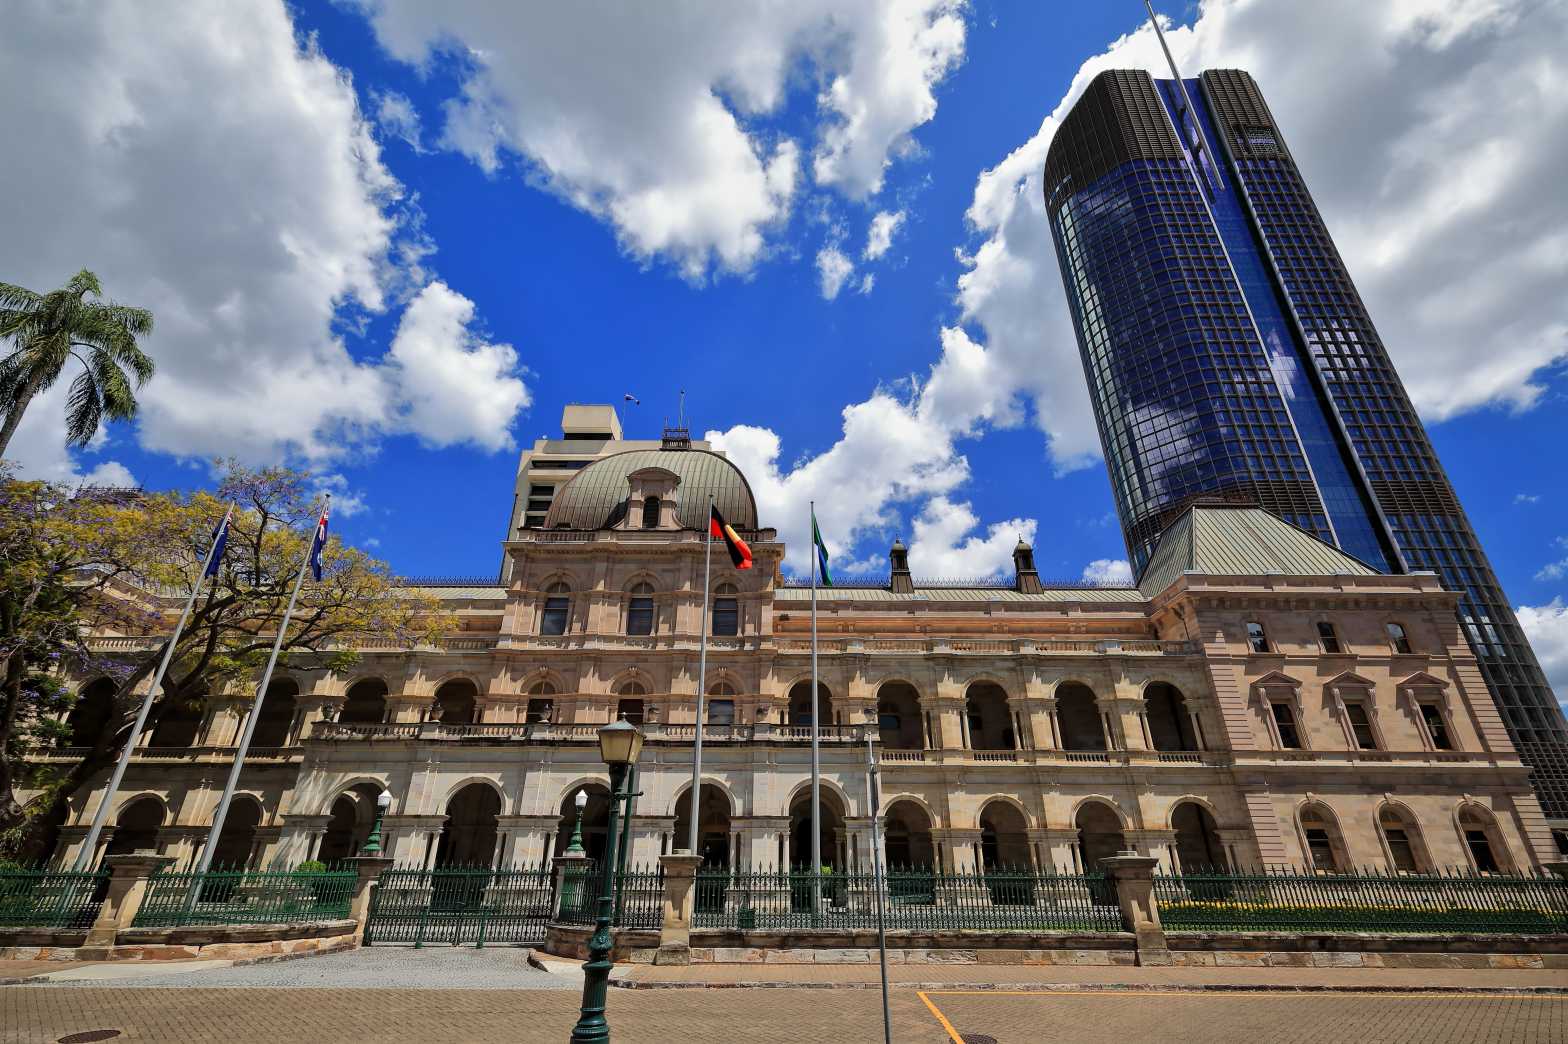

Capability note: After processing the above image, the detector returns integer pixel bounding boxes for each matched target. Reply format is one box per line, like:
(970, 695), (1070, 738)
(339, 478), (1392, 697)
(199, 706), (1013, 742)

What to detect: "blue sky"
(3, 1), (1567, 691)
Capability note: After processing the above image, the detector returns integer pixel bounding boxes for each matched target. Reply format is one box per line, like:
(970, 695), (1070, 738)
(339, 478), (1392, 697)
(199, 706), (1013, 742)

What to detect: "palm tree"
(0, 269), (155, 461)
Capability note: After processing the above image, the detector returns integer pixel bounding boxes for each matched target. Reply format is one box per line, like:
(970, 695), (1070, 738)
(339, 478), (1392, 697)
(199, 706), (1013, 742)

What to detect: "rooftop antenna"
(678, 388), (686, 430)
(1143, 1), (1220, 196)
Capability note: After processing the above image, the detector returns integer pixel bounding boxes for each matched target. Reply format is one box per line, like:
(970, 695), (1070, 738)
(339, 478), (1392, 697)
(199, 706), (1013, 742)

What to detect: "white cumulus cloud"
(816, 246), (856, 301)
(0, 0), (530, 474)
(373, 89), (426, 152)
(864, 210), (906, 260)
(351, 1), (967, 280)
(1081, 558), (1134, 586)
(1517, 599), (1568, 709)
(909, 497), (1036, 579)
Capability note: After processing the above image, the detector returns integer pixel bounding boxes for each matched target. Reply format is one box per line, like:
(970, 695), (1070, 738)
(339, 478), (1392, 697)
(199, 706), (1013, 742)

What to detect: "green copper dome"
(542, 448), (759, 531)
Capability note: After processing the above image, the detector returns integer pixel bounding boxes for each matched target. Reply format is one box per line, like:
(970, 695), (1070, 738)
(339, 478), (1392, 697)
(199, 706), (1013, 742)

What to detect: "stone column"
(654, 853), (703, 965)
(1100, 852), (1169, 966)
(83, 853), (175, 949)
(346, 855), (394, 944)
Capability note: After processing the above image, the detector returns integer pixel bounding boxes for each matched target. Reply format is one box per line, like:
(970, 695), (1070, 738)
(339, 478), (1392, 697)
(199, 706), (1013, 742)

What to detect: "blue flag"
(203, 509), (231, 578)
(308, 502), (330, 581)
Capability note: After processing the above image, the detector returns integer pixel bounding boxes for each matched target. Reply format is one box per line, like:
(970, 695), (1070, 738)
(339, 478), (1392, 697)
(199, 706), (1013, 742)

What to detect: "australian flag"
(203, 508), (232, 578)
(308, 501), (331, 581)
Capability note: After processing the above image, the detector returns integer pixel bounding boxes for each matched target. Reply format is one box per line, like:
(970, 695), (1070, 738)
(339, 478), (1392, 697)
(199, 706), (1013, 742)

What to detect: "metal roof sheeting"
(773, 586), (1140, 604)
(542, 449), (758, 531)
(1138, 505), (1378, 596)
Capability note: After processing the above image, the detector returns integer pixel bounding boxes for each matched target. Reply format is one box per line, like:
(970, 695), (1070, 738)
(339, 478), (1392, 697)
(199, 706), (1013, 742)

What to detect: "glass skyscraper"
(1044, 67), (1568, 819)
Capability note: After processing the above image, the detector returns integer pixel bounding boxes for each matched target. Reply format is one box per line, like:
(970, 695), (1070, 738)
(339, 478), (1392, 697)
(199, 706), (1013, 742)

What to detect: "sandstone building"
(36, 407), (1558, 878)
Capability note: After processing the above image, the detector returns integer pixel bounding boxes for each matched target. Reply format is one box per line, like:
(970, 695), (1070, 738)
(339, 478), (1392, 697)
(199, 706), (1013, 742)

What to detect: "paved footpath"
(3, 948), (1566, 1043)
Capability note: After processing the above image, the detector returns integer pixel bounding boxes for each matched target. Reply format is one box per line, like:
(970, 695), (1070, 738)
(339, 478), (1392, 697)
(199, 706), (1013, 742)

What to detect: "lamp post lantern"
(570, 719), (644, 1044)
(360, 790), (392, 857)
(566, 789), (588, 857)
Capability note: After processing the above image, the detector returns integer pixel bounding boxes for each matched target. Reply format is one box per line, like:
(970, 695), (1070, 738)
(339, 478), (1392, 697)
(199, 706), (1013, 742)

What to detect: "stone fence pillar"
(1100, 851), (1170, 967)
(346, 855), (393, 944)
(654, 854), (703, 966)
(84, 853), (174, 949)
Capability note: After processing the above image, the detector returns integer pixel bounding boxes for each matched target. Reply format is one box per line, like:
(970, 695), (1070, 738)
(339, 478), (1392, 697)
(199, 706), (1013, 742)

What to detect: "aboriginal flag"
(709, 505), (753, 570)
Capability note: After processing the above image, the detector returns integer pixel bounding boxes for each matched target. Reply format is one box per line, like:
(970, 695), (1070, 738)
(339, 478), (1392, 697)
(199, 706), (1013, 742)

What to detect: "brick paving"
(617, 959), (1568, 992)
(4, 983), (1566, 1043)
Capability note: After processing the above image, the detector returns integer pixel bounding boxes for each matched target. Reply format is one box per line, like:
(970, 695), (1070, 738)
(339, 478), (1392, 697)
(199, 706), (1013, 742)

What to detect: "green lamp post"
(570, 719), (644, 1044)
(566, 789), (588, 856)
(360, 790), (392, 856)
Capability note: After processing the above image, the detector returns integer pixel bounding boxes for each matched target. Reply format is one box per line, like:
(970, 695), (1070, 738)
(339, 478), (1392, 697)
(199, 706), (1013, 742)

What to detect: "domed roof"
(542, 448), (759, 531)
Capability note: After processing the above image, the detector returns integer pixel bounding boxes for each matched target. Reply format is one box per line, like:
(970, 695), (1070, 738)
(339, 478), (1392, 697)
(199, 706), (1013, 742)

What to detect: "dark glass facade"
(1044, 68), (1568, 817)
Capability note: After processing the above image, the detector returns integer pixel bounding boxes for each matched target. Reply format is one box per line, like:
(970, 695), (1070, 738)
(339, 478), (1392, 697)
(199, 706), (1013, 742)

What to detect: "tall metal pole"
(687, 494), (714, 857)
(194, 496), (325, 875)
(73, 505), (233, 870)
(809, 500), (821, 913)
(866, 730), (892, 1044)
(571, 758), (631, 1044)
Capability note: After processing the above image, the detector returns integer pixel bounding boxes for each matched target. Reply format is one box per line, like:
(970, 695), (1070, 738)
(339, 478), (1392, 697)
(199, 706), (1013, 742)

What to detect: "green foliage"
(0, 268), (155, 457)
(294, 860), (328, 874)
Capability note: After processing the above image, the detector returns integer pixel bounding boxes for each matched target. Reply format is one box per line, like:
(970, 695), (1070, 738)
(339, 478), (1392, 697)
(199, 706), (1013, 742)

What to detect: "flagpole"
(688, 493), (714, 857)
(865, 729), (892, 1044)
(74, 504), (234, 871)
(194, 495), (326, 875)
(809, 501), (821, 915)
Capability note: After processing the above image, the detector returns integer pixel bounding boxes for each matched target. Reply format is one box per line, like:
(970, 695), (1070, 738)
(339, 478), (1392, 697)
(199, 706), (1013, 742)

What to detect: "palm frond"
(94, 352), (137, 422)
(63, 269), (103, 299)
(64, 369), (103, 447)
(0, 282), (44, 312)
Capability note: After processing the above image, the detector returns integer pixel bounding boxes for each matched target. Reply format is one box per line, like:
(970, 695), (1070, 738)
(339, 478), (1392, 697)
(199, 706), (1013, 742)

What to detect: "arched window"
(626, 582), (655, 636)
(340, 679), (388, 725)
(707, 681), (736, 725)
(1299, 804), (1346, 873)
(526, 682), (556, 724)
(711, 583), (739, 637)
(1378, 806), (1426, 873)
(62, 678), (116, 749)
(1056, 682), (1105, 751)
(1458, 805), (1508, 873)
(540, 582), (571, 636)
(249, 680), (299, 747)
(641, 496), (660, 529)
(616, 681), (647, 725)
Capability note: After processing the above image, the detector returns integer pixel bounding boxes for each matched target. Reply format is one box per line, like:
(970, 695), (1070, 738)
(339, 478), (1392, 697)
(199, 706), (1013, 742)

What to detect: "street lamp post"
(566, 789), (588, 856)
(360, 791), (392, 857)
(571, 719), (644, 1044)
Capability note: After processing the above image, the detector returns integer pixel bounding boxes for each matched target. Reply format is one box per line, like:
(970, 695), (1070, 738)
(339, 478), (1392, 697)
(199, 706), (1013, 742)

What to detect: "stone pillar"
(347, 855), (394, 944)
(1100, 852), (1169, 967)
(83, 853), (175, 949)
(654, 853), (703, 965)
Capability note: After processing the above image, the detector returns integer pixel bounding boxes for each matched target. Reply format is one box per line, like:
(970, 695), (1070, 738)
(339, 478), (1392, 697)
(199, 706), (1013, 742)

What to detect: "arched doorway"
(208, 798), (263, 869)
(554, 784), (611, 863)
(248, 680), (298, 747)
(62, 678), (115, 749)
(1075, 801), (1126, 876)
(672, 783), (733, 867)
(1145, 683), (1199, 751)
(319, 783), (381, 864)
(340, 679), (388, 724)
(883, 800), (936, 869)
(980, 800), (1034, 904)
(433, 680), (479, 725)
(615, 681), (647, 726)
(149, 689), (204, 747)
(965, 683), (1014, 750)
(1171, 802), (1225, 871)
(437, 783), (501, 866)
(876, 683), (923, 749)
(1057, 683), (1105, 750)
(788, 787), (845, 870)
(106, 796), (164, 857)
(787, 680), (832, 727)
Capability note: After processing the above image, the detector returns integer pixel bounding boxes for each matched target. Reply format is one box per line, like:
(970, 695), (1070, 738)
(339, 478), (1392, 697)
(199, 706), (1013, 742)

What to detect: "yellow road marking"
(916, 990), (964, 1043)
(917, 989), (1554, 1000)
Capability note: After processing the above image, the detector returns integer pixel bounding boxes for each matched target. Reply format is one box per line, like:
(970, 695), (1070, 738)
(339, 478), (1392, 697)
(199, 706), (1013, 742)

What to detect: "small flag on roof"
(709, 504), (753, 570)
